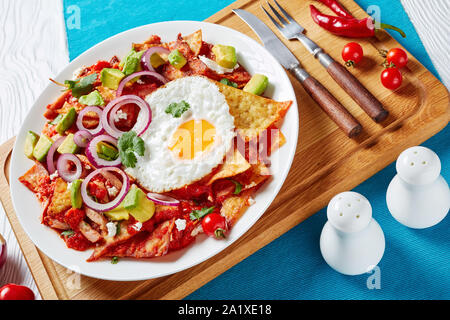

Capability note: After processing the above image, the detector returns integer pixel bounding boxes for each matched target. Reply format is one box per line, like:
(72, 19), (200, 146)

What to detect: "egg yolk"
(169, 119), (216, 160)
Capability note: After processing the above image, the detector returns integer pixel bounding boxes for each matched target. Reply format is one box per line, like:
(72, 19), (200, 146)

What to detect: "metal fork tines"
(261, 0), (323, 56)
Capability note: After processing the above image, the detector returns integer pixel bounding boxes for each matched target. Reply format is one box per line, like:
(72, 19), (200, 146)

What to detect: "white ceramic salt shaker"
(386, 146), (449, 229)
(320, 191), (385, 276)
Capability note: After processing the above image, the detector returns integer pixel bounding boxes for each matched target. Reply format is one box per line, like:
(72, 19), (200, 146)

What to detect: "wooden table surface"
(0, 0), (448, 300)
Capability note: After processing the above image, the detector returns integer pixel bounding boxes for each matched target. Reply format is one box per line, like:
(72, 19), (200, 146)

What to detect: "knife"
(233, 9), (362, 138)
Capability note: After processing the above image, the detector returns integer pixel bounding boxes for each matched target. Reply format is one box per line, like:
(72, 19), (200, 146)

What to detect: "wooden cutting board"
(0, 0), (448, 300)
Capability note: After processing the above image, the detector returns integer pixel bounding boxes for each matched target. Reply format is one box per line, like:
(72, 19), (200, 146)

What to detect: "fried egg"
(126, 76), (236, 192)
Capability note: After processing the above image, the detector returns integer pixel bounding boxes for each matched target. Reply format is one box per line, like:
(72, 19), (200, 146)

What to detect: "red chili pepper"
(315, 0), (353, 18)
(310, 4), (406, 38)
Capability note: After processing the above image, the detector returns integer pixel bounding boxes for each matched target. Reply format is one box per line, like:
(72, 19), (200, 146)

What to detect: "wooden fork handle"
(290, 67), (362, 138)
(326, 61), (389, 123)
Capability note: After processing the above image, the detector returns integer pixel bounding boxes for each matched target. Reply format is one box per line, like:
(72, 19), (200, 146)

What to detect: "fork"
(262, 0), (388, 123)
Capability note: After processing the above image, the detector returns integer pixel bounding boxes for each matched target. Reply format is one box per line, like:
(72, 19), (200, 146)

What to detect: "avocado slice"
(78, 90), (104, 106)
(96, 141), (119, 161)
(24, 131), (40, 159)
(243, 74), (269, 96)
(122, 185), (155, 222)
(32, 135), (53, 162)
(121, 49), (144, 76)
(212, 44), (237, 69)
(168, 49), (187, 69)
(70, 179), (83, 209)
(57, 133), (79, 154)
(150, 52), (166, 68)
(100, 68), (125, 90)
(104, 204), (129, 221)
(56, 107), (77, 135)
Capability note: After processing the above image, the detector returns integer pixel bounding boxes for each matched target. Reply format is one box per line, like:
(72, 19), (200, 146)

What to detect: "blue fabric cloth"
(63, 0), (449, 299)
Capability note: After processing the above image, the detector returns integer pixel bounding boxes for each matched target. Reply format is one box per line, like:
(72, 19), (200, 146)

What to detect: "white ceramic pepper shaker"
(320, 191), (385, 275)
(386, 146), (449, 229)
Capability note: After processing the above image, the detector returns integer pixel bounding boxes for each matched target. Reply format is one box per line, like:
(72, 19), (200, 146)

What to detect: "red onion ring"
(101, 95), (152, 138)
(56, 153), (83, 182)
(116, 71), (167, 97)
(81, 167), (130, 212)
(141, 46), (170, 72)
(76, 106), (104, 136)
(46, 136), (65, 174)
(73, 130), (93, 148)
(85, 134), (121, 168)
(146, 192), (180, 207)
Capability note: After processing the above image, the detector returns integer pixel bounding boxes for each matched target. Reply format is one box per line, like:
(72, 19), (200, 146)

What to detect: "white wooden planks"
(401, 0), (450, 88)
(0, 0), (68, 299)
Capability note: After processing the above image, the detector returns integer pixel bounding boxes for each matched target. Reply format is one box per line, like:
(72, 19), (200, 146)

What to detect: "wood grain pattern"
(0, 0), (448, 300)
(0, 0), (68, 299)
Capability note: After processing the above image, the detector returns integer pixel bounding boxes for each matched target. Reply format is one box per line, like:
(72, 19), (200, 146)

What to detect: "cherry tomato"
(386, 48), (408, 68)
(342, 42), (363, 67)
(381, 67), (403, 90)
(0, 284), (35, 300)
(201, 213), (228, 239)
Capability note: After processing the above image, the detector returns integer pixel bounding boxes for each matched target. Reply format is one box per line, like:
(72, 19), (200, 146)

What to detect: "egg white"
(126, 76), (236, 192)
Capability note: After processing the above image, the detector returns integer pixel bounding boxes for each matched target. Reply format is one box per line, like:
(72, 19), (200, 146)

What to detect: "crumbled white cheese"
(85, 165), (91, 170)
(106, 222), (117, 238)
(106, 185), (119, 197)
(191, 224), (203, 237)
(113, 109), (128, 122)
(175, 219), (187, 231)
(248, 197), (256, 206)
(67, 182), (72, 190)
(49, 170), (59, 180)
(136, 79), (145, 85)
(132, 222), (142, 232)
(198, 55), (239, 74)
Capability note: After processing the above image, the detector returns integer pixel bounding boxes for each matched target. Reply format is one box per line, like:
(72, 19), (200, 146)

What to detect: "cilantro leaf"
(165, 100), (190, 118)
(79, 90), (104, 106)
(116, 221), (121, 236)
(133, 134), (145, 156)
(190, 207), (215, 221)
(220, 78), (238, 88)
(68, 73), (98, 98)
(111, 256), (119, 264)
(230, 179), (242, 195)
(118, 131), (145, 168)
(61, 230), (75, 238)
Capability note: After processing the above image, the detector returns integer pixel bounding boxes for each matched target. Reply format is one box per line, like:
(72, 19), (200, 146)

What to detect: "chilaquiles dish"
(19, 30), (292, 262)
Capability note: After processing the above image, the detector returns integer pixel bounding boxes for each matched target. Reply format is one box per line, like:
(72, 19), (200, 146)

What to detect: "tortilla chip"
(183, 30), (203, 56)
(207, 148), (250, 185)
(215, 81), (292, 141)
(57, 101), (83, 114)
(87, 219), (135, 261)
(97, 86), (116, 104)
(47, 178), (71, 216)
(104, 219), (175, 259)
(19, 162), (54, 202)
(220, 190), (253, 226)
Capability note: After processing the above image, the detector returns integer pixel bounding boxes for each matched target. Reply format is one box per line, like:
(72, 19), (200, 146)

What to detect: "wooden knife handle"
(301, 75), (362, 138)
(326, 61), (388, 123)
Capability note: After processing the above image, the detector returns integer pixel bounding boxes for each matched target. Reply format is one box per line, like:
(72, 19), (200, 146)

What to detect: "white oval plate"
(9, 21), (298, 281)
